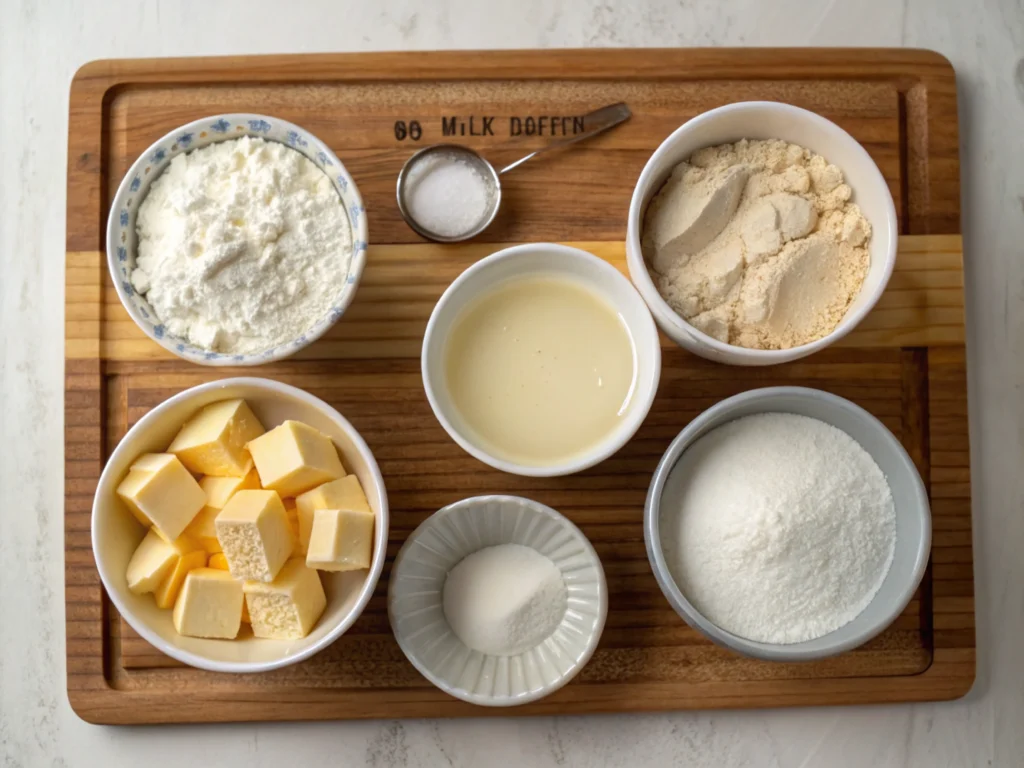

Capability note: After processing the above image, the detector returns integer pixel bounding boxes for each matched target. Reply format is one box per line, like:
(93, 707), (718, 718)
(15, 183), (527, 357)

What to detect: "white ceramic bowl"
(106, 113), (368, 366)
(645, 387), (931, 661)
(626, 101), (898, 366)
(91, 377), (389, 673)
(388, 495), (607, 706)
(421, 243), (662, 477)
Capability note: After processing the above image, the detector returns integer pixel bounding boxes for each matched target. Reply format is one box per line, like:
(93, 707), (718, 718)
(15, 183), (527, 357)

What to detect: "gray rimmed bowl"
(106, 113), (368, 366)
(644, 386), (931, 662)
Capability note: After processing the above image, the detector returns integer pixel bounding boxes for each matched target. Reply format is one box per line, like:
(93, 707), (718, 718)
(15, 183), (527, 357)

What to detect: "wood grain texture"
(64, 49), (973, 725)
(65, 235), (963, 361)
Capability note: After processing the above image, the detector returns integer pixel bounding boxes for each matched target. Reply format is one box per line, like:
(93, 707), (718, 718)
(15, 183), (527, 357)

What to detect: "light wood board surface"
(64, 48), (973, 725)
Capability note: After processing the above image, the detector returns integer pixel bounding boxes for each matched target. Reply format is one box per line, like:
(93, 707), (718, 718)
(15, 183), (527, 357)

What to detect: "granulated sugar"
(442, 543), (567, 656)
(660, 412), (896, 644)
(403, 154), (492, 238)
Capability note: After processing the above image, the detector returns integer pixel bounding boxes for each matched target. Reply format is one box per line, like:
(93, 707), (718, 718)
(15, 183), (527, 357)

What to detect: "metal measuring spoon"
(396, 102), (632, 243)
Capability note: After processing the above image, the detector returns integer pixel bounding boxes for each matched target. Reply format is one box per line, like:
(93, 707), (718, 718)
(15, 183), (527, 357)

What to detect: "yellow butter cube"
(295, 475), (369, 516)
(199, 468), (261, 509)
(284, 499), (302, 553)
(182, 506), (223, 554)
(215, 490), (293, 582)
(154, 550), (208, 609)
(205, 553), (249, 622)
(296, 506), (315, 556)
(244, 559), (326, 639)
(169, 399), (265, 477)
(186, 468), (262, 553)
(116, 453), (206, 541)
(172, 568), (244, 639)
(305, 508), (375, 572)
(126, 529), (181, 594)
(208, 552), (230, 570)
(295, 476), (370, 555)
(246, 420), (345, 498)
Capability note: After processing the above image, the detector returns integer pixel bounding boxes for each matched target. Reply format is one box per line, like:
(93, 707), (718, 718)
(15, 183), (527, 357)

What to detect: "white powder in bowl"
(442, 543), (567, 656)
(660, 412), (896, 644)
(131, 136), (352, 354)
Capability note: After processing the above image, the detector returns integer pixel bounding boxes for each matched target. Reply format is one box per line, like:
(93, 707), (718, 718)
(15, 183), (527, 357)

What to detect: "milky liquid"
(444, 276), (637, 466)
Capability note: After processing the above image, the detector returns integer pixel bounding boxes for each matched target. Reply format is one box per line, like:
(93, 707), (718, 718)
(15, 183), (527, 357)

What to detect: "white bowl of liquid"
(421, 243), (661, 477)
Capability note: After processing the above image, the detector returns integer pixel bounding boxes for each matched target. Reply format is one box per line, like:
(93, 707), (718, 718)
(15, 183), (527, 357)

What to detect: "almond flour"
(643, 139), (872, 350)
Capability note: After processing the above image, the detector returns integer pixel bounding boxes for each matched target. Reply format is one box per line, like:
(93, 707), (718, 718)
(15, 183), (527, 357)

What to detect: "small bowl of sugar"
(396, 144), (501, 242)
(644, 386), (931, 662)
(388, 495), (607, 706)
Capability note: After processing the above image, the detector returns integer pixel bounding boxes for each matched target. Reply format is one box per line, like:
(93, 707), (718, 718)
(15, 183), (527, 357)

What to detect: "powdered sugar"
(442, 543), (567, 656)
(132, 136), (352, 354)
(660, 412), (896, 644)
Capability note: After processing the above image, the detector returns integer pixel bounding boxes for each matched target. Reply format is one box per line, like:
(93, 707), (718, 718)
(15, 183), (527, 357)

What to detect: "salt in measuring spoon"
(396, 102), (632, 243)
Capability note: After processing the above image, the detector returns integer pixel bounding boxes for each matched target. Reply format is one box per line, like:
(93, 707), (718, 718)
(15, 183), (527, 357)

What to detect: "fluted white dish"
(388, 495), (607, 706)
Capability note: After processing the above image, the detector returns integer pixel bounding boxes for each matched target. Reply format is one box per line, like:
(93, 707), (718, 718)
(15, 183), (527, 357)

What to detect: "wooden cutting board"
(65, 49), (973, 724)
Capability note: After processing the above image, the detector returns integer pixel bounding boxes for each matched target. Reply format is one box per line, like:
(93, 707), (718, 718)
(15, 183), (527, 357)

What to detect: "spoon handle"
(497, 102), (632, 176)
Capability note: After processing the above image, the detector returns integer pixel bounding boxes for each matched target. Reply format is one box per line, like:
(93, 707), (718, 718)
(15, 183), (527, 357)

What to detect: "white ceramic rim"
(626, 101), (899, 363)
(643, 386), (932, 661)
(105, 113), (369, 366)
(421, 243), (662, 477)
(387, 494), (609, 706)
(90, 377), (389, 673)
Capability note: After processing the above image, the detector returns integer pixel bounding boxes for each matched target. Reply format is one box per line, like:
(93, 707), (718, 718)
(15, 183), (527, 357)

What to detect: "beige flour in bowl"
(642, 139), (872, 350)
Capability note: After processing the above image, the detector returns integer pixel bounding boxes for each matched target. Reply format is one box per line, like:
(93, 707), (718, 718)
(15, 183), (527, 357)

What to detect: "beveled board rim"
(65, 47), (972, 725)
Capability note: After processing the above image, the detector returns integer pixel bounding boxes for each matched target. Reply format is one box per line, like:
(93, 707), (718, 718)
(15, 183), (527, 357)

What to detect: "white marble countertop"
(2, 0), (1022, 765)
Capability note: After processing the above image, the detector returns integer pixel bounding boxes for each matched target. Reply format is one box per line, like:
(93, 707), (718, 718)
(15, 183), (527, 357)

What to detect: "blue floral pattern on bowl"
(106, 113), (369, 367)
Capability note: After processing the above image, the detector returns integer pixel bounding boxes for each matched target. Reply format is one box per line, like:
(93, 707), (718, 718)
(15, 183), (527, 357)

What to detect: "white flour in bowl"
(131, 136), (352, 354)
(660, 412), (896, 644)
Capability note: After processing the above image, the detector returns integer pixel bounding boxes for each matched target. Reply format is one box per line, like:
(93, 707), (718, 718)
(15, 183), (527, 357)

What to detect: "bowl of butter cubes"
(91, 377), (389, 673)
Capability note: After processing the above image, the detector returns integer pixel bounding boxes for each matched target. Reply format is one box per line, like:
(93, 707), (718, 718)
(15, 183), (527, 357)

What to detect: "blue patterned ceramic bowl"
(106, 113), (368, 366)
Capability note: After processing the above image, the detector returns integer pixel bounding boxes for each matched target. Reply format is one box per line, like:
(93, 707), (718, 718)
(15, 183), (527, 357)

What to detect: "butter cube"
(199, 468), (261, 509)
(169, 399), (265, 477)
(295, 476), (370, 555)
(305, 508), (375, 572)
(296, 506), (315, 556)
(116, 453), (206, 541)
(215, 490), (293, 582)
(154, 549), (208, 609)
(295, 475), (369, 516)
(185, 469), (262, 553)
(172, 568), (244, 639)
(208, 552), (230, 570)
(182, 507), (223, 554)
(284, 499), (302, 552)
(244, 559), (326, 639)
(205, 553), (249, 623)
(126, 529), (181, 594)
(246, 420), (345, 497)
